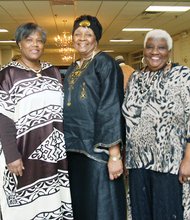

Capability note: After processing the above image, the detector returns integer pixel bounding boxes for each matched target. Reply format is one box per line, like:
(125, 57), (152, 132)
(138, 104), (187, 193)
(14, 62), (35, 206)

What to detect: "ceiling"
(0, 0), (190, 56)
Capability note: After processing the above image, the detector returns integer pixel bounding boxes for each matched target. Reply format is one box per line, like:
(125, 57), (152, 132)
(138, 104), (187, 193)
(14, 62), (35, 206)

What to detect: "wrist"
(109, 154), (122, 162)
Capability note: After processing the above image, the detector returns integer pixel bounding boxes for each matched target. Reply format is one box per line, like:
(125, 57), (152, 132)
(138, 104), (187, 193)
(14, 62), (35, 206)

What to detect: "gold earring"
(167, 58), (171, 65)
(141, 57), (146, 65)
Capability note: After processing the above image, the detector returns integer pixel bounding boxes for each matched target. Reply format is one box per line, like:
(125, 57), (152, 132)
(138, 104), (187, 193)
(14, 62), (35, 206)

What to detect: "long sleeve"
(94, 57), (125, 148)
(179, 66), (190, 140)
(0, 113), (21, 164)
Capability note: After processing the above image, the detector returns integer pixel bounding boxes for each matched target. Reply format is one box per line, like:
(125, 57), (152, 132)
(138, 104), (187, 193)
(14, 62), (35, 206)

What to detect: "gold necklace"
(66, 51), (99, 106)
(20, 59), (42, 77)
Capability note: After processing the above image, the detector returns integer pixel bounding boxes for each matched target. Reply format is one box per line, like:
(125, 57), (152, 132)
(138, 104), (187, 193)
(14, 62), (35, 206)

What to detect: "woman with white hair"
(122, 29), (190, 220)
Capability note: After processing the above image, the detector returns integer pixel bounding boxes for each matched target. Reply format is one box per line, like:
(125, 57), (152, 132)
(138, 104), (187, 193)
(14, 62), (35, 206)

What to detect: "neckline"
(143, 62), (172, 74)
(19, 59), (42, 77)
(77, 50), (101, 67)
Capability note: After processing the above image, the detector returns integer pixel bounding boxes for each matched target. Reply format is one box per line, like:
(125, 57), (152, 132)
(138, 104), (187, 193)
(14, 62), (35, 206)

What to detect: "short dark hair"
(15, 22), (46, 45)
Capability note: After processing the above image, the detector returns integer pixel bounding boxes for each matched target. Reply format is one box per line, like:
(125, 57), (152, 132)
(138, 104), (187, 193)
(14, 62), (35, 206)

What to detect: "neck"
(20, 58), (41, 70)
(81, 49), (100, 60)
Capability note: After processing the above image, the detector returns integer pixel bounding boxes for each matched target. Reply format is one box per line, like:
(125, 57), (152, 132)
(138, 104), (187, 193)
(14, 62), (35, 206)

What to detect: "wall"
(1, 49), (14, 65)
(173, 31), (190, 67)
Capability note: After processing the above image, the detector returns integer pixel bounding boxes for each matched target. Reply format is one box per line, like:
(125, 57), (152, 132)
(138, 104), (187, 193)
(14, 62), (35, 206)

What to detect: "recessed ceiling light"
(110, 39), (133, 42)
(0, 40), (16, 43)
(122, 28), (153, 32)
(0, 29), (8, 32)
(145, 6), (190, 12)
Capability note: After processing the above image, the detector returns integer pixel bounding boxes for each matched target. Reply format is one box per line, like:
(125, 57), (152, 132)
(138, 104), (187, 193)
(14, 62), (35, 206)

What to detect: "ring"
(117, 173), (122, 176)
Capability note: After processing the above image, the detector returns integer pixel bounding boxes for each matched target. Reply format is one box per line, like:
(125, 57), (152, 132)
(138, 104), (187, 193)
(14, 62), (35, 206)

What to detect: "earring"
(167, 58), (172, 65)
(141, 57), (146, 65)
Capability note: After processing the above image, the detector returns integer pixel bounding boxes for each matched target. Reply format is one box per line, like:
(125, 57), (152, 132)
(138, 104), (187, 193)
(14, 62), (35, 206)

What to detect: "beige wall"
(173, 31), (190, 67)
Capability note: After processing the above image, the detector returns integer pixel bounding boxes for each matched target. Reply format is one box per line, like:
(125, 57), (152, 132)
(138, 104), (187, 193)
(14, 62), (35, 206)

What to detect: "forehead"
(24, 31), (42, 39)
(146, 37), (167, 45)
(74, 26), (95, 34)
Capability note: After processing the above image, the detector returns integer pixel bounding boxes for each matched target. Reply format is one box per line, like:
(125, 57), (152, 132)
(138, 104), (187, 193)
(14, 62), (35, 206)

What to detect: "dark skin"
(144, 38), (170, 71)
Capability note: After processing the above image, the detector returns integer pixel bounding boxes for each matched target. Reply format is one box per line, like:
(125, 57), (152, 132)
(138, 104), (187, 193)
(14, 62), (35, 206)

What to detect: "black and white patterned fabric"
(0, 61), (73, 220)
(122, 64), (190, 220)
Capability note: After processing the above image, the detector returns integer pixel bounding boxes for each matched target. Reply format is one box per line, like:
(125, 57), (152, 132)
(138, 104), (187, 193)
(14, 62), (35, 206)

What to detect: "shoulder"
(41, 61), (53, 70)
(171, 64), (190, 77)
(1, 61), (16, 71)
(94, 51), (120, 72)
(0, 62), (18, 77)
(95, 51), (115, 63)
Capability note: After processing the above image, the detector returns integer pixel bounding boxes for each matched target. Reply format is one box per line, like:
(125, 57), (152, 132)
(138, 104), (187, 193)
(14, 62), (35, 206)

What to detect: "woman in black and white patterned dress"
(0, 22), (73, 220)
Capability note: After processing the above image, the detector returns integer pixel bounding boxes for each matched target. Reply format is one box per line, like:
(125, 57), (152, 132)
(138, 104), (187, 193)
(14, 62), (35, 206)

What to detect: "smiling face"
(18, 31), (44, 62)
(72, 27), (97, 59)
(144, 37), (170, 71)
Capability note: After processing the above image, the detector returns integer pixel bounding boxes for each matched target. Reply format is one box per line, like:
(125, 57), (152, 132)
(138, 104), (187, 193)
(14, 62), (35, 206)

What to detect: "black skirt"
(67, 152), (127, 220)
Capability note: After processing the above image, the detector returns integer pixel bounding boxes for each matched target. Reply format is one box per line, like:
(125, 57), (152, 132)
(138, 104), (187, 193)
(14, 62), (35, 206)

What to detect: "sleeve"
(180, 66), (190, 142)
(94, 56), (125, 149)
(0, 67), (21, 164)
(0, 113), (21, 164)
(53, 66), (63, 84)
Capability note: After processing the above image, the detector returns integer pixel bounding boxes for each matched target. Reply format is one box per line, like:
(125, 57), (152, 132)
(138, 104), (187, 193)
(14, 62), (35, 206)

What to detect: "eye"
(158, 46), (167, 51)
(37, 39), (43, 43)
(145, 45), (154, 49)
(74, 33), (80, 37)
(86, 33), (92, 37)
(25, 38), (33, 42)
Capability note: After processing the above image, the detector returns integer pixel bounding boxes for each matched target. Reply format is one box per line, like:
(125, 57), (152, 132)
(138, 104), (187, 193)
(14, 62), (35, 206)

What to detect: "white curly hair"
(144, 29), (173, 50)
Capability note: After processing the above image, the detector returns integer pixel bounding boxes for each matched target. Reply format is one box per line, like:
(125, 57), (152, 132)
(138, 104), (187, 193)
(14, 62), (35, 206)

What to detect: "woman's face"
(72, 27), (97, 58)
(18, 31), (44, 61)
(144, 37), (170, 71)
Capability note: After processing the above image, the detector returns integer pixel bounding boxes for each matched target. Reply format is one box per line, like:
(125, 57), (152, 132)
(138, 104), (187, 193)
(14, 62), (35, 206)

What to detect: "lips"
(151, 56), (159, 60)
(77, 43), (88, 48)
(31, 49), (40, 54)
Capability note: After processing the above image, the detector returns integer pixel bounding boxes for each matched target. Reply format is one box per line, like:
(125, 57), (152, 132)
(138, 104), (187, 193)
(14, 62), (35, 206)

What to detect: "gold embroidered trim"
(67, 59), (92, 106)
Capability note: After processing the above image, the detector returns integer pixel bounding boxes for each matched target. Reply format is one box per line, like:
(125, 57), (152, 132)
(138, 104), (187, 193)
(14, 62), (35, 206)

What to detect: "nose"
(151, 46), (159, 54)
(33, 40), (38, 46)
(80, 33), (86, 40)
(31, 39), (39, 47)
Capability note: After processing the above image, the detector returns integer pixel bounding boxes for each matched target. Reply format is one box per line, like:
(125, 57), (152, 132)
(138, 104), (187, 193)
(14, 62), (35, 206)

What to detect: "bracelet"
(109, 154), (122, 162)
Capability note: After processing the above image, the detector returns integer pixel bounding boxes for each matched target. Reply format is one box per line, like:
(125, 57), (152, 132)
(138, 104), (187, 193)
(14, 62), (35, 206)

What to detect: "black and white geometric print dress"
(0, 61), (73, 220)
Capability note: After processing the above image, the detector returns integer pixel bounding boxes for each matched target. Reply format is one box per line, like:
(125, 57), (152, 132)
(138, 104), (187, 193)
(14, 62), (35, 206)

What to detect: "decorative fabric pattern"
(3, 169), (69, 206)
(123, 65), (190, 174)
(122, 64), (190, 220)
(0, 61), (73, 220)
(29, 128), (66, 162)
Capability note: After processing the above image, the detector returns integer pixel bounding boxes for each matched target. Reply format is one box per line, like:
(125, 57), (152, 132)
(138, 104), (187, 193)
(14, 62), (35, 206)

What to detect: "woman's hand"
(179, 143), (190, 184)
(108, 144), (123, 180)
(179, 158), (190, 184)
(7, 158), (25, 176)
(108, 157), (123, 180)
